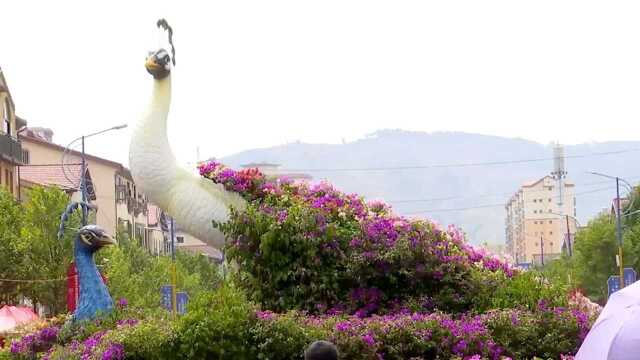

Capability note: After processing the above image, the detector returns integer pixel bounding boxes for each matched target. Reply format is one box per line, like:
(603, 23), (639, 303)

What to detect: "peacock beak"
(145, 56), (160, 72)
(96, 234), (116, 247)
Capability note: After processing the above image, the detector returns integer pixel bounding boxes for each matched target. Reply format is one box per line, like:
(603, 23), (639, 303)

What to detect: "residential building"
(0, 67), (27, 198)
(18, 127), (165, 254)
(115, 168), (166, 255)
(505, 175), (577, 265)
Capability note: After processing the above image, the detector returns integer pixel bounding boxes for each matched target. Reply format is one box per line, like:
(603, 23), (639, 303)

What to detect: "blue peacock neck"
(73, 241), (113, 321)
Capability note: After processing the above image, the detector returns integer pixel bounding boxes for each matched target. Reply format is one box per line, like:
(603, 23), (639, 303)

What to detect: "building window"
(135, 223), (144, 242)
(549, 220), (553, 224)
(533, 199), (537, 203)
(21, 149), (30, 164)
(550, 241), (554, 246)
(177, 236), (184, 244)
(2, 98), (10, 135)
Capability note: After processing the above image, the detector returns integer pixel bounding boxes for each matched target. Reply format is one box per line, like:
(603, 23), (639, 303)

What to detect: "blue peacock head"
(76, 225), (116, 254)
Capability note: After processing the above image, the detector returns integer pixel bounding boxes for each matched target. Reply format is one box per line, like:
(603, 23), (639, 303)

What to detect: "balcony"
(0, 133), (24, 164)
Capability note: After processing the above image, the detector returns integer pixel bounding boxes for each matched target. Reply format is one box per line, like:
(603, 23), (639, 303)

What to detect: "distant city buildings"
(505, 175), (577, 265)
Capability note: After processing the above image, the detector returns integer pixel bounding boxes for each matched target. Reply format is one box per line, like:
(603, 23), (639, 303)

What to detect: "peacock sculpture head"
(145, 48), (172, 80)
(75, 225), (116, 254)
(144, 19), (175, 80)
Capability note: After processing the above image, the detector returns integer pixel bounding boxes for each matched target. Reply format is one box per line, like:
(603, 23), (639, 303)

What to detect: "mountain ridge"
(222, 130), (639, 244)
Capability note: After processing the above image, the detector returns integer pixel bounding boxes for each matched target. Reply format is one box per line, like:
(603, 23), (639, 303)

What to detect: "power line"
(404, 186), (615, 215)
(388, 176), (640, 204)
(282, 148), (640, 172)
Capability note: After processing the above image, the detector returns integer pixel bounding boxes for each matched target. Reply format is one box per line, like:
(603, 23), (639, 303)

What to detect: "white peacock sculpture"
(129, 20), (245, 248)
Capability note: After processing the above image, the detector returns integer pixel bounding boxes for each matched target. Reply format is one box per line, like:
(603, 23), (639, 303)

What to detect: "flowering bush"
(0, 162), (596, 359)
(200, 161), (516, 314)
(251, 305), (591, 359)
(0, 299), (174, 360)
(0, 286), (595, 359)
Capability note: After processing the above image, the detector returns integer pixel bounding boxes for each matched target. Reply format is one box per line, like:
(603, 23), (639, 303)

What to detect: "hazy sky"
(2, 1), (639, 167)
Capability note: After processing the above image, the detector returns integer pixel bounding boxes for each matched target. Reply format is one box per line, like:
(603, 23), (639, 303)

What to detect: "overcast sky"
(2, 1), (639, 167)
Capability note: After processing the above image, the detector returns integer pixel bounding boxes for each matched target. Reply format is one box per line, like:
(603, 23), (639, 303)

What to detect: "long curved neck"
(74, 244), (111, 313)
(74, 246), (100, 285)
(129, 76), (184, 208)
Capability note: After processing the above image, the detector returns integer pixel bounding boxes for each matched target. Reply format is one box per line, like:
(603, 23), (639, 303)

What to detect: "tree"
(100, 226), (221, 309)
(20, 186), (77, 314)
(0, 188), (24, 305)
(573, 213), (639, 303)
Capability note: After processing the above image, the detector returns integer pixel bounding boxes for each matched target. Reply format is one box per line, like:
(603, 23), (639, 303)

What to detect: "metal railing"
(0, 133), (24, 164)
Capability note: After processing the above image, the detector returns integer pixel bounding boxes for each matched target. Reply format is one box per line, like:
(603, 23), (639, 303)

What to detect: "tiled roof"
(19, 164), (82, 190)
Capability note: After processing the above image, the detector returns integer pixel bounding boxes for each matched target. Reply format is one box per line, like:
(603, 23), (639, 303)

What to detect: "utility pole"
(588, 171), (630, 289)
(81, 136), (87, 225)
(540, 235), (544, 266)
(565, 215), (572, 257)
(616, 177), (624, 289)
(170, 217), (177, 318)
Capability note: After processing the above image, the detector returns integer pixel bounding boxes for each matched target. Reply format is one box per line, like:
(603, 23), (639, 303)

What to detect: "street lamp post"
(588, 172), (633, 289)
(63, 124), (128, 225)
(548, 211), (581, 257)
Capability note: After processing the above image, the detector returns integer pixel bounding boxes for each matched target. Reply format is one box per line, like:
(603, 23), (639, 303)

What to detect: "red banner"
(66, 262), (78, 313)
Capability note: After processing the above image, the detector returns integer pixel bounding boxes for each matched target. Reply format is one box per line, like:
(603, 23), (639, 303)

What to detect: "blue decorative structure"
(58, 202), (116, 322)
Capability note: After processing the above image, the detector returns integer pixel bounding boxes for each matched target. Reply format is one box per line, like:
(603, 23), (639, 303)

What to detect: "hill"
(222, 130), (639, 244)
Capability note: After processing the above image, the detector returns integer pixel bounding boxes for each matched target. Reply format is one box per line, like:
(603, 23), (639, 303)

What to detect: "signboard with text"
(161, 285), (172, 311)
(176, 292), (189, 314)
(607, 268), (638, 299)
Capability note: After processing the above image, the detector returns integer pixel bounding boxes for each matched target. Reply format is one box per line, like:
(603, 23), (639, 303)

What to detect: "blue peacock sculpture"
(58, 202), (115, 322)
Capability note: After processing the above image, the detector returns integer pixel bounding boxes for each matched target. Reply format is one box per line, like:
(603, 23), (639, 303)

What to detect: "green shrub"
(102, 317), (175, 360)
(171, 284), (256, 359)
(486, 308), (586, 359)
(250, 312), (326, 360)
(472, 270), (569, 313)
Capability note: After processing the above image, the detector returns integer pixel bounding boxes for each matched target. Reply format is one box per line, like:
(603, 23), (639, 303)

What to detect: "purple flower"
(38, 326), (59, 342)
(256, 310), (274, 321)
(117, 298), (128, 307)
(361, 333), (376, 347)
(276, 210), (288, 224)
(335, 321), (352, 332)
(102, 343), (125, 360)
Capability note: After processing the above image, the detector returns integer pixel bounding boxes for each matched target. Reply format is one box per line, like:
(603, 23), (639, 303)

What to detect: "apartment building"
(0, 67), (27, 198)
(505, 175), (577, 265)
